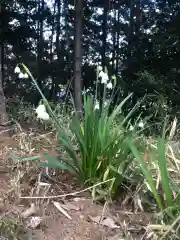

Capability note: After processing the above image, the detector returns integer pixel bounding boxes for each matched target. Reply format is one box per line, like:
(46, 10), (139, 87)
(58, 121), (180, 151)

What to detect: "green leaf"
(12, 155), (41, 162)
(39, 154), (78, 176)
(127, 138), (163, 211)
(109, 93), (133, 125)
(157, 137), (173, 207)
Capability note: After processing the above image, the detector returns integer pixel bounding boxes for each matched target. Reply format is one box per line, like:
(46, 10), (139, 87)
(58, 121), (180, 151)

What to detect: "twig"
(160, 214), (180, 240)
(20, 178), (115, 199)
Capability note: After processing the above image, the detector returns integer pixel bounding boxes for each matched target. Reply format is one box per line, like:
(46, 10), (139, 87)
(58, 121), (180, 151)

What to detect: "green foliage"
(127, 136), (180, 219)
(13, 64), (146, 197)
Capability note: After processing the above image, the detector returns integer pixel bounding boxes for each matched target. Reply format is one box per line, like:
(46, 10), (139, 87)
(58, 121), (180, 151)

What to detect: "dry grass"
(0, 217), (22, 240)
(0, 122), (180, 239)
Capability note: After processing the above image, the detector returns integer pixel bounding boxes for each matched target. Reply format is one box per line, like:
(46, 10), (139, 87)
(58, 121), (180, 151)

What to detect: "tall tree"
(102, 0), (109, 68)
(74, 0), (83, 118)
(0, 2), (8, 128)
(37, 0), (44, 89)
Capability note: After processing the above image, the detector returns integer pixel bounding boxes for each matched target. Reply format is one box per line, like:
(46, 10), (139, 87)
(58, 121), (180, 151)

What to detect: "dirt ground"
(0, 136), (151, 240)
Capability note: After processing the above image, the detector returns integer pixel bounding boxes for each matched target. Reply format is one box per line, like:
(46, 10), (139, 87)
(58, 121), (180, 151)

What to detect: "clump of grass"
(127, 135), (180, 239)
(128, 136), (180, 212)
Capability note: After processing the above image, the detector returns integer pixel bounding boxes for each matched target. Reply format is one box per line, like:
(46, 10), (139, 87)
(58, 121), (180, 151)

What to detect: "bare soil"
(0, 136), (151, 240)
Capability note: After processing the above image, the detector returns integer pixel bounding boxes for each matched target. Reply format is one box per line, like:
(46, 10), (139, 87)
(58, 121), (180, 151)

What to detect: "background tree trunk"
(102, 0), (108, 68)
(37, 0), (44, 89)
(74, 0), (83, 118)
(0, 2), (8, 131)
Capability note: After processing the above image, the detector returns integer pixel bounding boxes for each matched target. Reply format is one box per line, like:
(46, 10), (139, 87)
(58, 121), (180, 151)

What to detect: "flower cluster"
(35, 104), (50, 120)
(98, 66), (113, 89)
(14, 66), (28, 79)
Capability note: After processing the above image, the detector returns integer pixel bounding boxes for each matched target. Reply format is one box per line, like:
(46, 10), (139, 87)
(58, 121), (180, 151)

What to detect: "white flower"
(138, 121), (144, 128)
(35, 104), (50, 120)
(99, 71), (104, 78)
(18, 72), (24, 79)
(35, 104), (46, 114)
(37, 111), (50, 120)
(107, 82), (113, 89)
(98, 66), (103, 71)
(104, 101), (108, 107)
(129, 125), (134, 131)
(23, 73), (28, 79)
(14, 66), (21, 74)
(99, 71), (109, 84)
(94, 101), (100, 110)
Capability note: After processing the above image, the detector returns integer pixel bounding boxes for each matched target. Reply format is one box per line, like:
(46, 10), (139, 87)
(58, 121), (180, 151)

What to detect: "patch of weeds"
(0, 217), (23, 240)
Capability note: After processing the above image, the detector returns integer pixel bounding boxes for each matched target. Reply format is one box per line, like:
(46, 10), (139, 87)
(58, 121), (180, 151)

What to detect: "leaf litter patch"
(0, 133), (152, 240)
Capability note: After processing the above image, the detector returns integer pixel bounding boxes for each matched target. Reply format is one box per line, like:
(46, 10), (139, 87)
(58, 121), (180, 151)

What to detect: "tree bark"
(74, 0), (83, 118)
(37, 0), (44, 89)
(134, 0), (141, 58)
(49, 0), (56, 100)
(112, 9), (116, 73)
(102, 0), (108, 68)
(127, 0), (135, 68)
(0, 2), (8, 131)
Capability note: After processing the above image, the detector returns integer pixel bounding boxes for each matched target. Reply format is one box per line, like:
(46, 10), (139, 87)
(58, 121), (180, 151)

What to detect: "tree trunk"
(37, 0), (44, 89)
(127, 0), (135, 68)
(49, 0), (56, 100)
(134, 0), (141, 58)
(56, 0), (61, 61)
(112, 9), (116, 73)
(116, 9), (120, 74)
(0, 3), (8, 131)
(74, 0), (83, 118)
(102, 0), (108, 68)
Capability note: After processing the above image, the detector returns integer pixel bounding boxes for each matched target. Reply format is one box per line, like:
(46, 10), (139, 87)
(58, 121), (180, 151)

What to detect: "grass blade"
(157, 137), (173, 207)
(127, 138), (163, 211)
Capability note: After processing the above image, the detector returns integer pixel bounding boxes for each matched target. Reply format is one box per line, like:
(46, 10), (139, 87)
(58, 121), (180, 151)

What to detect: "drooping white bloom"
(99, 71), (104, 78)
(23, 73), (29, 79)
(35, 104), (50, 120)
(18, 72), (24, 79)
(101, 73), (109, 84)
(104, 100), (108, 107)
(14, 66), (21, 74)
(99, 71), (109, 84)
(107, 82), (113, 89)
(98, 66), (103, 71)
(138, 121), (144, 128)
(94, 101), (100, 110)
(129, 125), (134, 131)
(35, 104), (46, 114)
(37, 111), (50, 120)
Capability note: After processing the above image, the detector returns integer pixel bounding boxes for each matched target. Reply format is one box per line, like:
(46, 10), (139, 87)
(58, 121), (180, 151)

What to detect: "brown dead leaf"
(88, 215), (120, 229)
(21, 203), (37, 218)
(63, 202), (80, 211)
(52, 201), (72, 219)
(107, 234), (124, 240)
